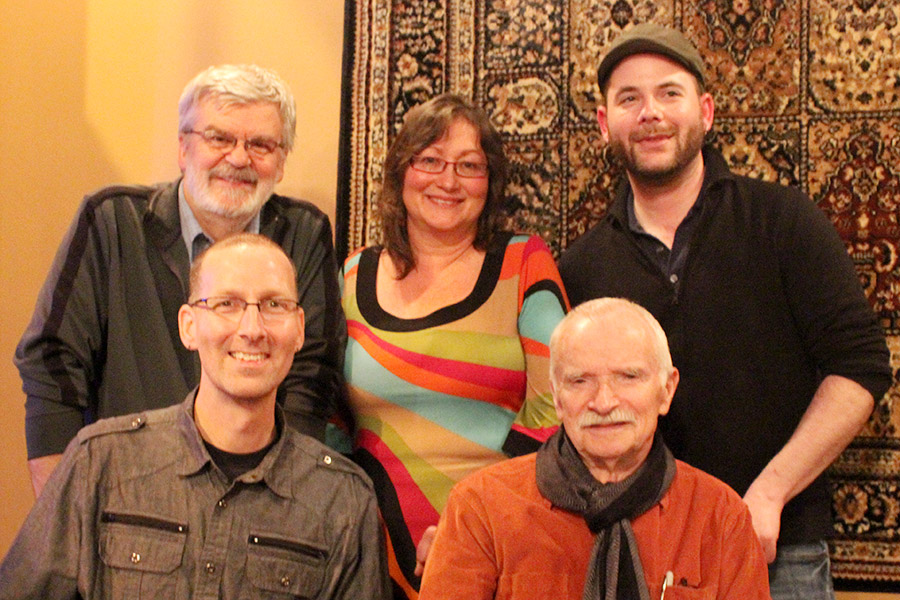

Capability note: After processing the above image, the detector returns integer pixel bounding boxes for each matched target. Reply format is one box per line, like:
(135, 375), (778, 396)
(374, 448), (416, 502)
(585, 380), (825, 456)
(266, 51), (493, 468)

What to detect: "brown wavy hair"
(379, 94), (508, 279)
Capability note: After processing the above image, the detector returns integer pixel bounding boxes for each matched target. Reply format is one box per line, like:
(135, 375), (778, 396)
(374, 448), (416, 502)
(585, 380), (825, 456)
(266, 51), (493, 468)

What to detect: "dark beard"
(607, 122), (706, 188)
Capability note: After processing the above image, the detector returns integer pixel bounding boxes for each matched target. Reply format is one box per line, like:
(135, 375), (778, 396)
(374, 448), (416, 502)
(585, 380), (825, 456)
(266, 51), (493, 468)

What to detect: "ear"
(550, 377), (565, 421)
(657, 367), (679, 417)
(177, 133), (189, 174)
(178, 304), (198, 350)
(274, 151), (286, 184)
(700, 92), (715, 134)
(596, 105), (611, 143)
(293, 307), (306, 352)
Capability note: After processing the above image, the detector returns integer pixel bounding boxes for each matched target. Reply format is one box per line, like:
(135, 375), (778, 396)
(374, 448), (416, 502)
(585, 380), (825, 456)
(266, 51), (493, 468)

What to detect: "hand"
(414, 525), (438, 577)
(742, 481), (784, 563)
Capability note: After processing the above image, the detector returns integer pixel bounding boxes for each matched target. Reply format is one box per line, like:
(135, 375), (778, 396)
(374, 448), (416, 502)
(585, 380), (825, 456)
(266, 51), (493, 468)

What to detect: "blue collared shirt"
(178, 182), (261, 261)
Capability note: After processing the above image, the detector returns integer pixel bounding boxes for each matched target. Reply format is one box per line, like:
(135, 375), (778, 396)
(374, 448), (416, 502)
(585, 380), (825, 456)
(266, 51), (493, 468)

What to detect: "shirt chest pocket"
(99, 511), (188, 599)
(648, 583), (715, 600)
(244, 534), (329, 599)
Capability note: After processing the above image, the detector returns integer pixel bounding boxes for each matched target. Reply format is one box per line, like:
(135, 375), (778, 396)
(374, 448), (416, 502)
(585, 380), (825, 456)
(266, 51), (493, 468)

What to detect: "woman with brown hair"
(341, 94), (568, 598)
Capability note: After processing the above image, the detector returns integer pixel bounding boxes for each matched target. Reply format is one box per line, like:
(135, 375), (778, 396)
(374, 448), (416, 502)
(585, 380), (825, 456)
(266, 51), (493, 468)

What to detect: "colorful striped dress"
(341, 232), (568, 598)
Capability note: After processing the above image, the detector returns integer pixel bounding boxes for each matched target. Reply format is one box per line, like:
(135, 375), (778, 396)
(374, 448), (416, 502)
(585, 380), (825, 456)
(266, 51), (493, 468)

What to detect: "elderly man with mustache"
(16, 64), (345, 497)
(418, 298), (770, 600)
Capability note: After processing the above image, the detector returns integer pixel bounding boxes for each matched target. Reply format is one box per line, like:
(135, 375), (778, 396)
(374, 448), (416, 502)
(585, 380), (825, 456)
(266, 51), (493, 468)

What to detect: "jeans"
(768, 540), (835, 600)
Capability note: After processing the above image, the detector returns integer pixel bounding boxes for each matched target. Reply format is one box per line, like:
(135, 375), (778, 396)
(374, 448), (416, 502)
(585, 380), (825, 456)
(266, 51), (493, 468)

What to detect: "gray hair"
(550, 298), (673, 386)
(178, 64), (297, 152)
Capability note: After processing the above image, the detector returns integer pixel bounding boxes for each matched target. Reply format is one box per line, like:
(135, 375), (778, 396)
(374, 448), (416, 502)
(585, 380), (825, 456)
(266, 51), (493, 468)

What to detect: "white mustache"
(577, 408), (636, 428)
(211, 165), (258, 184)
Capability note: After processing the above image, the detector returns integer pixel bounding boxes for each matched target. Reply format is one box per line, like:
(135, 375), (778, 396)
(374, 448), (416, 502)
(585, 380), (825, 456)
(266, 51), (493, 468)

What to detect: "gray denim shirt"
(0, 391), (388, 599)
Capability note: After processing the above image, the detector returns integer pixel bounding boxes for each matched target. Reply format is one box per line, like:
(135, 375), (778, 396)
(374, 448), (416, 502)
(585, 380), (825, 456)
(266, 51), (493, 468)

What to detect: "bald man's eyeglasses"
(189, 297), (300, 323)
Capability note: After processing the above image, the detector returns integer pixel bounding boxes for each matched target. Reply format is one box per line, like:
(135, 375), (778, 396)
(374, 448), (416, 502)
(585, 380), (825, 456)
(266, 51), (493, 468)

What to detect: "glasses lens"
(205, 297), (246, 320)
(203, 132), (237, 151)
(246, 138), (280, 157)
(259, 299), (297, 318)
(412, 156), (446, 173)
(456, 161), (488, 178)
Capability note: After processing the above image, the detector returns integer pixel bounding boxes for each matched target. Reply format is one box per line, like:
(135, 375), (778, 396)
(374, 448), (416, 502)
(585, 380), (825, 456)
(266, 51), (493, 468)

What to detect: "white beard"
(184, 164), (274, 219)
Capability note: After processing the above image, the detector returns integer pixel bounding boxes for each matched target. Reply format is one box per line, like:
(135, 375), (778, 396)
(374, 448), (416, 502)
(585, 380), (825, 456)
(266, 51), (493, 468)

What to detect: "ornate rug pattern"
(338, 0), (900, 584)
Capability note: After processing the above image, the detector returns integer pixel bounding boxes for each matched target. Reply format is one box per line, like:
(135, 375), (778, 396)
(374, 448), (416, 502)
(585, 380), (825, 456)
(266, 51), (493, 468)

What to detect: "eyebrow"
(196, 125), (280, 141)
(614, 78), (686, 96)
(204, 289), (295, 299)
(421, 147), (486, 158)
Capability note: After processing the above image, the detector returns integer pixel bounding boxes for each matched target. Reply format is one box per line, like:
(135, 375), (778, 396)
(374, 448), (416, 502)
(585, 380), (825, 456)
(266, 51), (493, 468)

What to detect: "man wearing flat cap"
(560, 23), (891, 599)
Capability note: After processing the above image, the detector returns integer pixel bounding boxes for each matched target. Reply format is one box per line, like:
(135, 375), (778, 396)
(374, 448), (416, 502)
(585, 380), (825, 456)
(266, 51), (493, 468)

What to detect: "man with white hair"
(16, 64), (346, 496)
(418, 298), (770, 600)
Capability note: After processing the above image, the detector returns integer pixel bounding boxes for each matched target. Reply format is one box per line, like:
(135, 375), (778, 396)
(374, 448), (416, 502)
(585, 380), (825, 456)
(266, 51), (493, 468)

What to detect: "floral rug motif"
(339, 0), (900, 584)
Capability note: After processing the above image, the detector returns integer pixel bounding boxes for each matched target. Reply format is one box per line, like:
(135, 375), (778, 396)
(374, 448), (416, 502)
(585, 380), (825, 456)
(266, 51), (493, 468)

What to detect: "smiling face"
(597, 53), (714, 187)
(551, 306), (678, 482)
(401, 118), (489, 245)
(178, 96), (286, 221)
(178, 241), (304, 407)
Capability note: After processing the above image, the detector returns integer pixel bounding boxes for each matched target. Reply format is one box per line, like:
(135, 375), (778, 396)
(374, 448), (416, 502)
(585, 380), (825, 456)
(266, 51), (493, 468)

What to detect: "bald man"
(1, 234), (386, 600)
(419, 298), (769, 600)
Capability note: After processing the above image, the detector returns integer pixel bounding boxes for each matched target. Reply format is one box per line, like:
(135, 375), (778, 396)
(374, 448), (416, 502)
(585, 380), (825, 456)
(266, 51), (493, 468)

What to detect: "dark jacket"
(15, 180), (346, 457)
(559, 145), (892, 544)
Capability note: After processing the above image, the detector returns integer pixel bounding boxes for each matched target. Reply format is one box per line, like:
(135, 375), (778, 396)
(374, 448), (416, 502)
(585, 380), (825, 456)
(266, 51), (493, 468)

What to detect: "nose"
(236, 303), (266, 339)
(224, 141), (253, 167)
(434, 163), (462, 189)
(586, 380), (618, 414)
(638, 97), (663, 123)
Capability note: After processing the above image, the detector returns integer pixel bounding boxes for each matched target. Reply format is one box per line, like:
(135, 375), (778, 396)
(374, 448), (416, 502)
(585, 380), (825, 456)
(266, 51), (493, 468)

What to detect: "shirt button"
(131, 552), (141, 564)
(131, 417), (143, 429)
(206, 562), (216, 574)
(323, 455), (333, 465)
(669, 274), (678, 283)
(217, 499), (227, 508)
(281, 576), (291, 587)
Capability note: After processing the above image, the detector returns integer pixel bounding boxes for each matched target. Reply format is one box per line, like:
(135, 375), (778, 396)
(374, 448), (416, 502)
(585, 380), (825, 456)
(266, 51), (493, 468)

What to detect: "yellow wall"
(0, 0), (343, 557)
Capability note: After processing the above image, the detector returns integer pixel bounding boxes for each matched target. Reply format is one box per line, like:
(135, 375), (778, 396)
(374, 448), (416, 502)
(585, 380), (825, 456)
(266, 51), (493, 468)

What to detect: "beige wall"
(0, 0), (343, 557)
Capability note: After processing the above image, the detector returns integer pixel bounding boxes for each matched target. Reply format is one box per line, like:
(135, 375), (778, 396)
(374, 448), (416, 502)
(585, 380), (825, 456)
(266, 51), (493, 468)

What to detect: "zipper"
(248, 534), (327, 560)
(101, 511), (188, 533)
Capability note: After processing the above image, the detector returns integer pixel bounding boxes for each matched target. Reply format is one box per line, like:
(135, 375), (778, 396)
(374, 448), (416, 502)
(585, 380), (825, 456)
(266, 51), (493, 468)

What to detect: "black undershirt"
(204, 426), (280, 482)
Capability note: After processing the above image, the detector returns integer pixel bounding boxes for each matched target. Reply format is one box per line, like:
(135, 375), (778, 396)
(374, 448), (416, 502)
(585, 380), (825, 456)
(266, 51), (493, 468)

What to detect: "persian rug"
(338, 0), (900, 587)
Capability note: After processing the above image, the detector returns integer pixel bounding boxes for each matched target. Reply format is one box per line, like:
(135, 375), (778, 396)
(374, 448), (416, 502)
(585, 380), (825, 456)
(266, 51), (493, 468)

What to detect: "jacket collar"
(144, 179), (183, 252)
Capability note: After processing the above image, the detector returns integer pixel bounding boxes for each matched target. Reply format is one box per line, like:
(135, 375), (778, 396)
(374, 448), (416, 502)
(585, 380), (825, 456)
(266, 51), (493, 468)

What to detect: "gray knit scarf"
(536, 428), (676, 600)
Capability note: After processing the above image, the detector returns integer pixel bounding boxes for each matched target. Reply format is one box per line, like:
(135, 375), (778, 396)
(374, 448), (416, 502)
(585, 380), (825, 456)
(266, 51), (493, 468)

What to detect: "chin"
(221, 377), (279, 402)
